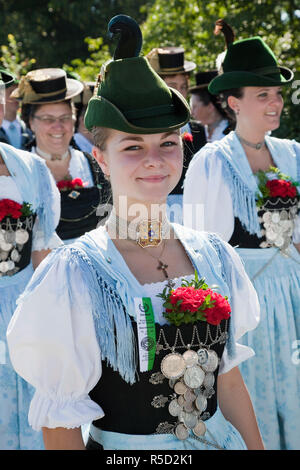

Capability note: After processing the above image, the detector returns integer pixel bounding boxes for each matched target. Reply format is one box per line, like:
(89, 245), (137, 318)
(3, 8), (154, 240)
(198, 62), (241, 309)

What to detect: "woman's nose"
(144, 147), (164, 166)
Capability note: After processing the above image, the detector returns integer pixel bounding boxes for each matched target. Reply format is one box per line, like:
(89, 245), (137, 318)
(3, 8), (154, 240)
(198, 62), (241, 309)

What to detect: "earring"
(235, 108), (240, 115)
(104, 174), (110, 182)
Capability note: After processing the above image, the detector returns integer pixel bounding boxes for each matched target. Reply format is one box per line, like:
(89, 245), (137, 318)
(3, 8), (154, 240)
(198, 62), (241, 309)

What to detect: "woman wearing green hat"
(184, 20), (300, 450)
(0, 66), (62, 449)
(7, 16), (263, 450)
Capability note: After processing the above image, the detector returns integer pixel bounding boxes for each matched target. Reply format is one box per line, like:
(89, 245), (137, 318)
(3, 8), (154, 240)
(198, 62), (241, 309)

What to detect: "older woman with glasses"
(12, 69), (110, 244)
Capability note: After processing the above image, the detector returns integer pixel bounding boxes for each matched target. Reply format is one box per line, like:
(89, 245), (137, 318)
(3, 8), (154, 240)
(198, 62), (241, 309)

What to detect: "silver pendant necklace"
(236, 132), (265, 150)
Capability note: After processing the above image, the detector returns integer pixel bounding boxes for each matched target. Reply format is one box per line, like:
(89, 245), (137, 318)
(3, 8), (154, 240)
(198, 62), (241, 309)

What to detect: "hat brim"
(189, 83), (210, 92)
(158, 60), (196, 76)
(208, 66), (294, 95)
(16, 78), (84, 104)
(85, 87), (190, 134)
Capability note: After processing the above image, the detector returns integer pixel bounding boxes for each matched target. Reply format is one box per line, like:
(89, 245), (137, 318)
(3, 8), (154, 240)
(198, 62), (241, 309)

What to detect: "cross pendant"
(157, 260), (169, 279)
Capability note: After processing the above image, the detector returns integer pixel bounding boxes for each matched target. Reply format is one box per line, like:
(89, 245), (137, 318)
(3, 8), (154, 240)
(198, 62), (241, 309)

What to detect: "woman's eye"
(124, 145), (141, 151)
(258, 93), (267, 98)
(161, 140), (177, 147)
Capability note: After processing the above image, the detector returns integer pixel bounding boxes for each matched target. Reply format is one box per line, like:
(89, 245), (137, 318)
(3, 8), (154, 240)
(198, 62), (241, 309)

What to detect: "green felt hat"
(209, 36), (294, 95)
(85, 15), (190, 134)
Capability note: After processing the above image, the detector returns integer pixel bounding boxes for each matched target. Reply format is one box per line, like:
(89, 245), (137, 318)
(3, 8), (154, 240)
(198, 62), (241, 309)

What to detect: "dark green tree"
(0, 1), (151, 69)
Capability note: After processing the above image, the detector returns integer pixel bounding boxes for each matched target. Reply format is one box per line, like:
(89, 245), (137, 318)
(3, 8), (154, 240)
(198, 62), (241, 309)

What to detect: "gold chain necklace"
(140, 239), (169, 279)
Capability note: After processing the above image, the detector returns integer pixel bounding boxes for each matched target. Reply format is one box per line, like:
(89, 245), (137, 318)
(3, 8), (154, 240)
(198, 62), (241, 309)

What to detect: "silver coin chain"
(0, 215), (34, 232)
(155, 321), (229, 355)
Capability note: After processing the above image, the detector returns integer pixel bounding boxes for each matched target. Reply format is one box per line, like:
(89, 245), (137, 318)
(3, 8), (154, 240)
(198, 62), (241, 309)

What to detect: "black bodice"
(229, 217), (263, 248)
(89, 318), (229, 435)
(56, 152), (111, 240)
(0, 214), (36, 276)
(229, 196), (299, 249)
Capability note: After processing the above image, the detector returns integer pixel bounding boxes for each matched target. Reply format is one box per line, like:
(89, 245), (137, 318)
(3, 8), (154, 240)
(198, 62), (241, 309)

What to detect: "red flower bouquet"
(0, 199), (33, 222)
(158, 272), (231, 327)
(181, 132), (193, 143)
(256, 166), (299, 206)
(265, 179), (297, 198)
(57, 177), (87, 191)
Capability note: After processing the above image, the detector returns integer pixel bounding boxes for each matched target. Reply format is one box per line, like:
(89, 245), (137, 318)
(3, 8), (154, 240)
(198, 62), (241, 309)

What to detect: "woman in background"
(13, 69), (109, 244)
(184, 20), (300, 450)
(0, 65), (61, 449)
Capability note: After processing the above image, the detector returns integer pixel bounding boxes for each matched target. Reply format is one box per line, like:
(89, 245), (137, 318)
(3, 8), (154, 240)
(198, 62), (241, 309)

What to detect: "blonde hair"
(91, 126), (110, 151)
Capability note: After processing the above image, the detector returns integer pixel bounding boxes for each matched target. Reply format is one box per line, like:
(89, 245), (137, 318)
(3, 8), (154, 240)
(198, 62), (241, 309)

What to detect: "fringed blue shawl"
(0, 142), (60, 244)
(204, 132), (300, 237)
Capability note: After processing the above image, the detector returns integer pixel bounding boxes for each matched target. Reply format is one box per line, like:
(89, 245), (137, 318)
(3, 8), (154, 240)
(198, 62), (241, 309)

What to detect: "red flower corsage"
(0, 199), (33, 222)
(158, 272), (231, 327)
(256, 166), (299, 206)
(57, 178), (87, 191)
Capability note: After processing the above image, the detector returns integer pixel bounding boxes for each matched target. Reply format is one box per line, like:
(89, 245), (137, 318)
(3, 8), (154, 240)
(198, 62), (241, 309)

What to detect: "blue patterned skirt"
(0, 265), (44, 450)
(237, 246), (300, 450)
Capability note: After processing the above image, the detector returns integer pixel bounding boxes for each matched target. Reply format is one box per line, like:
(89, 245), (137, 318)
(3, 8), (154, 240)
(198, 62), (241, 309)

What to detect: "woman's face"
(230, 86), (284, 133)
(93, 129), (183, 210)
(29, 102), (75, 154)
(163, 74), (189, 99)
(190, 94), (216, 125)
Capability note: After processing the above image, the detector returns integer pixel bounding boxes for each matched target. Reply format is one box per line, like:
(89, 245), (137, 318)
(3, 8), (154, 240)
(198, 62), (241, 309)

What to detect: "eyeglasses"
(33, 115), (74, 125)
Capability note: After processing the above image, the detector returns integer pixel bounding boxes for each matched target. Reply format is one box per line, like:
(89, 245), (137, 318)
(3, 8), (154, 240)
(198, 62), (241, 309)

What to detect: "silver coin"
(174, 381), (188, 395)
(274, 236), (284, 247)
(184, 389), (196, 403)
(15, 229), (29, 245)
(0, 251), (9, 261)
(10, 248), (21, 262)
(195, 394), (207, 412)
(193, 420), (206, 437)
(271, 212), (280, 223)
(168, 378), (177, 389)
(275, 225), (283, 234)
(183, 400), (194, 413)
(177, 395), (185, 407)
(183, 349), (198, 367)
(0, 241), (12, 251)
(175, 423), (189, 440)
(201, 350), (219, 373)
(194, 387), (202, 396)
(262, 212), (272, 223)
(197, 348), (209, 365)
(183, 412), (198, 429)
(161, 353), (186, 380)
(266, 229), (277, 241)
(0, 261), (9, 273)
(168, 399), (182, 417)
(0, 230), (5, 242)
(281, 220), (293, 230)
(4, 230), (15, 244)
(184, 365), (205, 389)
(203, 386), (215, 399)
(203, 372), (215, 388)
(6, 260), (15, 271)
(178, 409), (185, 422)
(280, 210), (288, 220)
